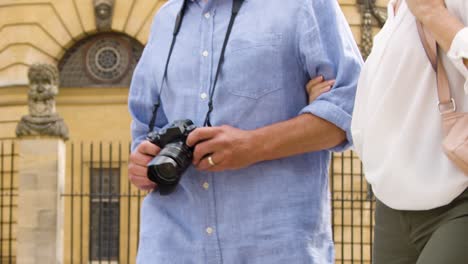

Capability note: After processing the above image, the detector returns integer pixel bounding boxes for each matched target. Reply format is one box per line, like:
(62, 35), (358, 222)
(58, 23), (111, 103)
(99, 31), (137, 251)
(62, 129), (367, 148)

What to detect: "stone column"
(15, 64), (69, 264)
(17, 139), (65, 264)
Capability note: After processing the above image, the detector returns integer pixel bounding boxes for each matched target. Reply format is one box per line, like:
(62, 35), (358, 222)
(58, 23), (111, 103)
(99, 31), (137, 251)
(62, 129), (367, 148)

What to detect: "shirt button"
(206, 227), (214, 235)
(202, 50), (209, 57)
(200, 92), (208, 100)
(202, 182), (209, 189)
(204, 12), (211, 19)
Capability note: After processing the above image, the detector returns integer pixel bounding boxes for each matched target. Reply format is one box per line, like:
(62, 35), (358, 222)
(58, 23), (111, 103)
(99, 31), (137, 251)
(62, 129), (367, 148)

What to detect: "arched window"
(58, 33), (144, 87)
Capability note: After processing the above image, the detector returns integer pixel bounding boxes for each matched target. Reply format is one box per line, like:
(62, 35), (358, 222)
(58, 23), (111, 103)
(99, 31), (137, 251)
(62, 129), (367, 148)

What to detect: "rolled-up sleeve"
(297, 0), (363, 152)
(447, 27), (468, 94)
(128, 16), (168, 151)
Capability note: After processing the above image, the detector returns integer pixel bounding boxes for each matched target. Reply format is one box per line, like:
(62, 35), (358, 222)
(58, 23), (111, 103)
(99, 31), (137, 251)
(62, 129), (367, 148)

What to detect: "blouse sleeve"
(447, 27), (468, 94)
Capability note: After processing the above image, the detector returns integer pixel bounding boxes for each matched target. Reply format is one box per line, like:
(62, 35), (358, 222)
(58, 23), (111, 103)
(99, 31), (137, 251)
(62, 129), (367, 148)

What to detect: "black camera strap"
(204, 0), (243, 127)
(148, 0), (245, 132)
(148, 0), (188, 132)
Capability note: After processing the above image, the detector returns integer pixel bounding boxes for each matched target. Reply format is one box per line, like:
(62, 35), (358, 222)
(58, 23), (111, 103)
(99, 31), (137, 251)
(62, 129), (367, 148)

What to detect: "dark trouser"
(373, 188), (468, 264)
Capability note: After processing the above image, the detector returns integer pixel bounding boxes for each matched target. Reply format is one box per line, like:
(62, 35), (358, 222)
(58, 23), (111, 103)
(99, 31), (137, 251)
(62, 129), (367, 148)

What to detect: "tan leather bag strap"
(416, 20), (456, 114)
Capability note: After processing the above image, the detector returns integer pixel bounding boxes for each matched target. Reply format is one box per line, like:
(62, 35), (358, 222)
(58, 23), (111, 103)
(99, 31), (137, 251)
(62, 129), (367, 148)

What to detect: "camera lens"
(156, 162), (177, 180)
(146, 141), (193, 192)
(148, 156), (178, 183)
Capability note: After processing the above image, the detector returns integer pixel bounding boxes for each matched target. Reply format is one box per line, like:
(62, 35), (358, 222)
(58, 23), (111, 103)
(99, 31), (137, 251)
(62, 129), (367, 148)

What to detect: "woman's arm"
(406, 0), (467, 67)
(306, 76), (335, 103)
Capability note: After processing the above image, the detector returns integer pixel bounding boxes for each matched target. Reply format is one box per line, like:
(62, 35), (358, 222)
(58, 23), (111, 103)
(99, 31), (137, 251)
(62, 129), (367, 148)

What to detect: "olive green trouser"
(373, 188), (468, 264)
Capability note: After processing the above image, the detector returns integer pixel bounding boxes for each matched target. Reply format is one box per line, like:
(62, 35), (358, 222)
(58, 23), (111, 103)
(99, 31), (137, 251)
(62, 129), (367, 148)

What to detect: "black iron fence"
(62, 142), (145, 264)
(61, 142), (375, 264)
(0, 140), (376, 263)
(331, 151), (375, 264)
(0, 141), (18, 264)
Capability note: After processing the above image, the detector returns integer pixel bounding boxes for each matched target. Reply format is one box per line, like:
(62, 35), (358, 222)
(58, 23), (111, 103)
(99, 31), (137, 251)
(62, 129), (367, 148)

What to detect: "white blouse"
(351, 0), (468, 210)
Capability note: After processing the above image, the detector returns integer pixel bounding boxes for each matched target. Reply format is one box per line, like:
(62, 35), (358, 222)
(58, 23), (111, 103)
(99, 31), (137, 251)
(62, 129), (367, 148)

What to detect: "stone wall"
(0, 0), (166, 87)
(0, 0), (387, 87)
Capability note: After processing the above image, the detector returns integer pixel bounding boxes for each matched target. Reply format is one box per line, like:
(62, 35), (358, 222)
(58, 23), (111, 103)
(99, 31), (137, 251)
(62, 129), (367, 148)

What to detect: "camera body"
(146, 119), (197, 195)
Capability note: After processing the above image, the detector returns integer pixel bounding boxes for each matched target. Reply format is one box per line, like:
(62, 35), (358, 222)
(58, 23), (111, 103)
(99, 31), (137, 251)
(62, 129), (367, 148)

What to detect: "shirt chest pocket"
(222, 33), (283, 100)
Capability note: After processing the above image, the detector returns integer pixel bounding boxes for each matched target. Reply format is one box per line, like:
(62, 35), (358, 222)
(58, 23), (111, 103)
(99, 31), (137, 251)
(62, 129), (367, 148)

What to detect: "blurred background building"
(0, 0), (388, 263)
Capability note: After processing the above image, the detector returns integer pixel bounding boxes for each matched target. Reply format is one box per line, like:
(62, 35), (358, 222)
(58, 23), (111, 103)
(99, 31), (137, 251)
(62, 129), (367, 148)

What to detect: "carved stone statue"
(359, 0), (388, 59)
(16, 64), (69, 140)
(94, 0), (115, 31)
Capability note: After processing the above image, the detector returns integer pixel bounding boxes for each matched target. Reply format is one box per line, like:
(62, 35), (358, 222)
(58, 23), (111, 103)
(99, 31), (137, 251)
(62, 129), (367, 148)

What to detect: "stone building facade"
(0, 0), (388, 142)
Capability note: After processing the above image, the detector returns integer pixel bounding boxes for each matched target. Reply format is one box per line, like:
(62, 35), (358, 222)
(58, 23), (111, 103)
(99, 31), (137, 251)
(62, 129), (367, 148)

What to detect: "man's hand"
(128, 141), (160, 191)
(185, 76), (339, 173)
(186, 126), (260, 172)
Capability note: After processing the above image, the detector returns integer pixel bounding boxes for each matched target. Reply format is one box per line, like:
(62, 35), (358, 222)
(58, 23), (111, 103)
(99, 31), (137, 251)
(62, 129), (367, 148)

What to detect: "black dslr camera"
(146, 119), (197, 195)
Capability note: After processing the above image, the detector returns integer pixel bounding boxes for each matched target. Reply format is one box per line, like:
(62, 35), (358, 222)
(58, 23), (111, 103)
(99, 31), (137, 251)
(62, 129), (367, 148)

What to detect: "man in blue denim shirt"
(128, 0), (362, 263)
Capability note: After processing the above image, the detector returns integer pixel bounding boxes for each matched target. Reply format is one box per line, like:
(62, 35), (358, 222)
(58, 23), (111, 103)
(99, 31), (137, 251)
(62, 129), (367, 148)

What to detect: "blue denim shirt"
(129, 0), (362, 263)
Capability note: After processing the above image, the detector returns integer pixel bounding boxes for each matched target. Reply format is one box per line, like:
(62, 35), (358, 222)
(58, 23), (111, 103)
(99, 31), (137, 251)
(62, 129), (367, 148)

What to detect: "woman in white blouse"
(308, 0), (468, 263)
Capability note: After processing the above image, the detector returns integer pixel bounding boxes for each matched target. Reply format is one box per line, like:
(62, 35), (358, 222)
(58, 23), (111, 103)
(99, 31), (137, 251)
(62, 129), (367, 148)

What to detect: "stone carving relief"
(359, 0), (388, 59)
(94, 0), (115, 31)
(16, 64), (69, 140)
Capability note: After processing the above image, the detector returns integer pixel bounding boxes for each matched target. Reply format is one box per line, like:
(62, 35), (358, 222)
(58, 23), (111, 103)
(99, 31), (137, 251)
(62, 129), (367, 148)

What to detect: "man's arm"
(187, 0), (362, 171)
(187, 114), (344, 171)
(128, 15), (168, 190)
(252, 114), (345, 161)
(406, 0), (467, 67)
